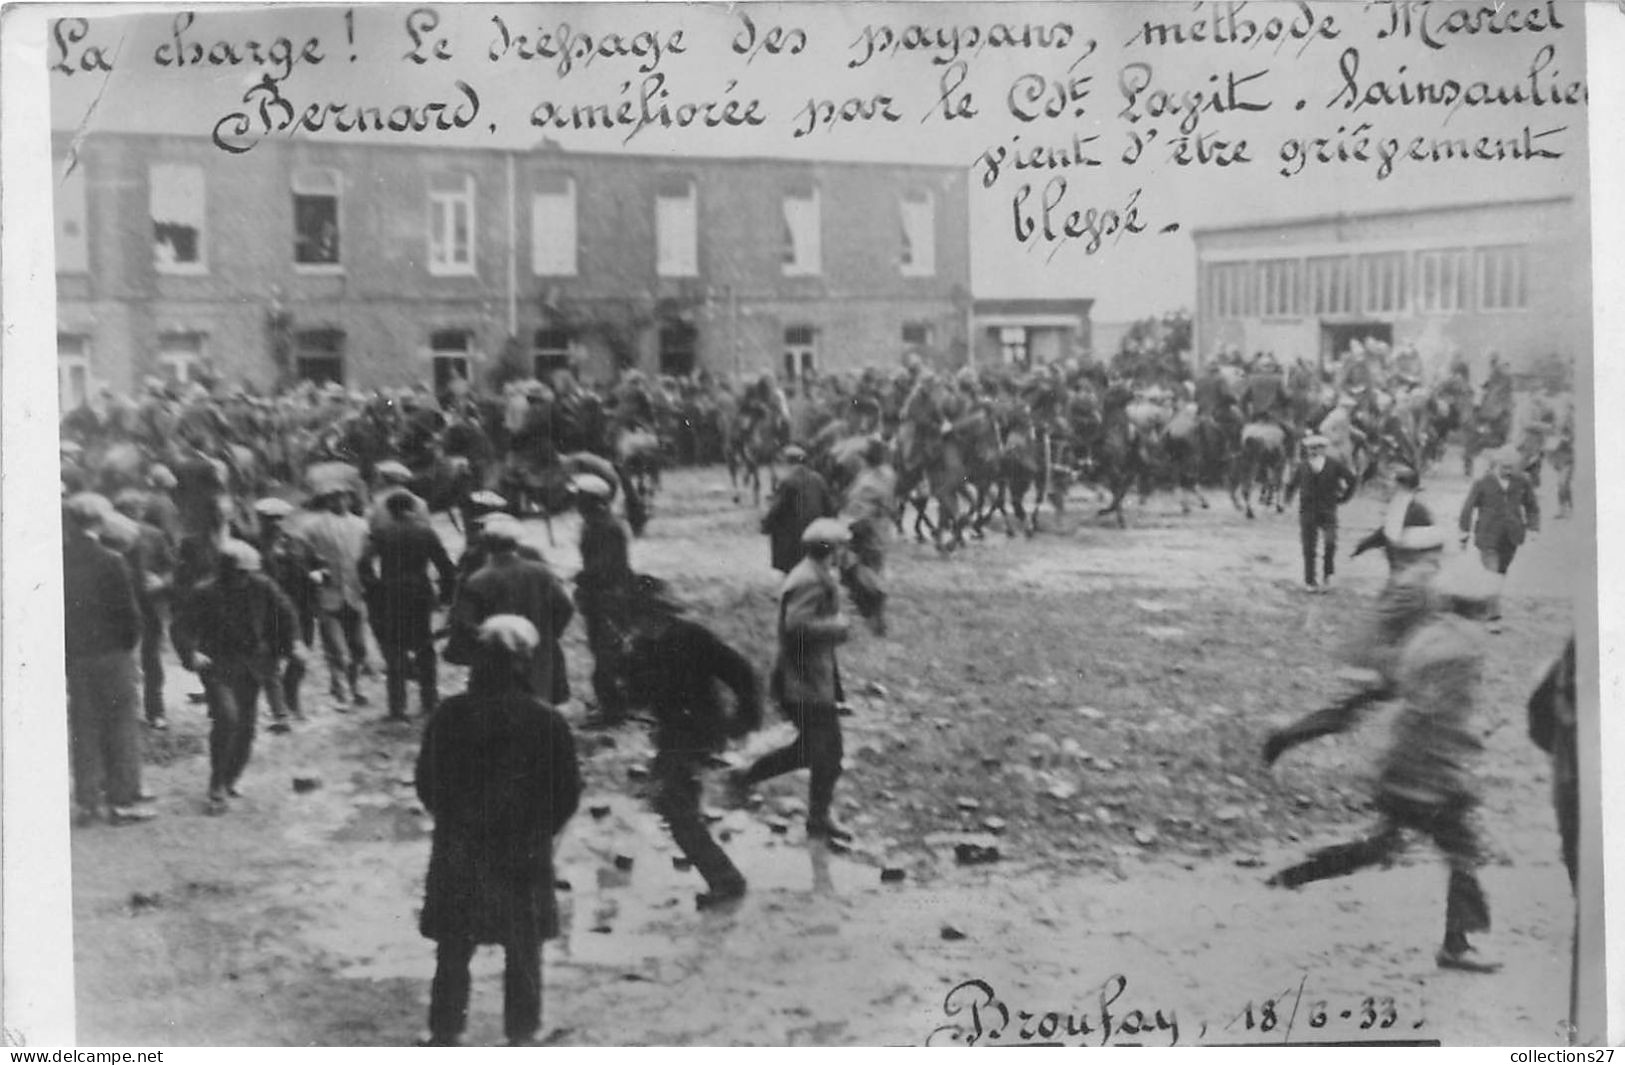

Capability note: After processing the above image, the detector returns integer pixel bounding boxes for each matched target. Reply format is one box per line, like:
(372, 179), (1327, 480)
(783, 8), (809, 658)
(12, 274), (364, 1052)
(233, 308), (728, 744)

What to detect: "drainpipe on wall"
(506, 152), (518, 340)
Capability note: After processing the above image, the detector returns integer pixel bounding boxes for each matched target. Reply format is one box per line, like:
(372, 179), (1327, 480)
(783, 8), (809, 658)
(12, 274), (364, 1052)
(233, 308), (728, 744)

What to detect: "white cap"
(571, 474), (614, 501)
(477, 614), (540, 654)
(801, 518), (853, 546)
(1392, 525), (1447, 553)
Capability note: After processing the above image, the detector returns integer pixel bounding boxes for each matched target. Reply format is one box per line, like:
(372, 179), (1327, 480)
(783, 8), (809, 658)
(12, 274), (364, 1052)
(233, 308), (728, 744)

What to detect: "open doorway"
(1319, 321), (1392, 369)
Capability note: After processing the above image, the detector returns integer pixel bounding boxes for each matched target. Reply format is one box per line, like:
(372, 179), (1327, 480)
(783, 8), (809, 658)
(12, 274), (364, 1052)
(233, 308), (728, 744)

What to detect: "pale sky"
(47, 1), (1592, 320)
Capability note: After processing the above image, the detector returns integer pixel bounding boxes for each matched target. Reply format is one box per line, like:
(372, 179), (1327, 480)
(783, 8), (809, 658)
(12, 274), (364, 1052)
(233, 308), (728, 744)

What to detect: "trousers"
(652, 749), (745, 893)
(1271, 793), (1489, 940)
(1300, 515), (1339, 585)
(318, 603), (368, 695)
(66, 651), (144, 810)
(582, 610), (628, 720)
(741, 701), (844, 822)
(381, 641), (438, 718)
(139, 606), (168, 722)
(203, 654), (286, 792)
(428, 934), (542, 1044)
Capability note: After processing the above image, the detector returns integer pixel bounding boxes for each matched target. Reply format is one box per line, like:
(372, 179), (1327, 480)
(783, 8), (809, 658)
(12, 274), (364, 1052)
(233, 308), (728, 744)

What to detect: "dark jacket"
(172, 570), (300, 668)
(1291, 457), (1357, 523)
(260, 528), (325, 631)
(360, 520), (457, 648)
(577, 509), (633, 595)
(416, 682), (581, 944)
(447, 555), (575, 704)
(771, 555), (848, 708)
(761, 465), (837, 573)
(627, 617), (762, 753)
(63, 532), (140, 659)
(1459, 472), (1540, 553)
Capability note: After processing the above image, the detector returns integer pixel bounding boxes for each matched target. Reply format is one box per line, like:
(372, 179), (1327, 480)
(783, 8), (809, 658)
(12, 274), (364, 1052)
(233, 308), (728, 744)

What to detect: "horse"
(1076, 383), (1151, 528)
(1229, 421), (1290, 520)
(1158, 402), (1212, 515)
(615, 424), (667, 502)
(727, 407), (785, 506)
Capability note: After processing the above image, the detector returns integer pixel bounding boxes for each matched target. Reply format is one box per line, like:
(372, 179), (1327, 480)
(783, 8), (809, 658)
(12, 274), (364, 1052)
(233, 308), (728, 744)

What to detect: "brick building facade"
(52, 132), (971, 406)
(1191, 197), (1591, 381)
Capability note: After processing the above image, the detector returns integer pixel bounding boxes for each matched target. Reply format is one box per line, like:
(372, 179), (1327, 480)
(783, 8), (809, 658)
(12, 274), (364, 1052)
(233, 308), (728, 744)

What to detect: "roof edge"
(50, 127), (970, 175)
(1188, 195), (1578, 238)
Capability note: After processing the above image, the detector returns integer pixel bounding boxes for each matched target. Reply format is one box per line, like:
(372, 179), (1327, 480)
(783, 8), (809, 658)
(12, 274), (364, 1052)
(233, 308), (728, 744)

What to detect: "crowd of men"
(57, 336), (1579, 1043)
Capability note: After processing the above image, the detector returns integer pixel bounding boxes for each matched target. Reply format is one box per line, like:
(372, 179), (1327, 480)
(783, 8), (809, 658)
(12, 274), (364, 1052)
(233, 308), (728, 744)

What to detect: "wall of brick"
(54, 131), (972, 397)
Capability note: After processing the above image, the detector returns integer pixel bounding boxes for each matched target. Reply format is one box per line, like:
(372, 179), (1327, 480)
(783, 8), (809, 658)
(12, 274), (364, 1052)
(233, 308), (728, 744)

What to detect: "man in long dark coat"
(760, 446), (836, 574)
(446, 516), (574, 708)
(112, 490), (176, 730)
(416, 615), (581, 1047)
(359, 492), (458, 720)
(625, 583), (762, 908)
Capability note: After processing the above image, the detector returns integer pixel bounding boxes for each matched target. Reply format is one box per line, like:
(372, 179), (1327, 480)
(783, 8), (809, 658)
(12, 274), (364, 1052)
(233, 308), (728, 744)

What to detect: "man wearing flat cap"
(731, 517), (857, 842)
(1289, 434), (1358, 593)
(447, 516), (574, 711)
(360, 492), (459, 721)
(1269, 556), (1505, 973)
(62, 493), (153, 825)
(368, 460), (429, 535)
(1459, 445), (1539, 631)
(416, 615), (581, 1047)
(255, 497), (326, 727)
(112, 489), (177, 730)
(300, 487), (373, 706)
(172, 539), (302, 811)
(760, 445), (837, 574)
(572, 474), (634, 726)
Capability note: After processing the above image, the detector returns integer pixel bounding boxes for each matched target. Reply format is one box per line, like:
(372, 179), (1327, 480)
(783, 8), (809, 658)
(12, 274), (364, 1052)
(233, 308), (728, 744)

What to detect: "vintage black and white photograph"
(6, 0), (1607, 1047)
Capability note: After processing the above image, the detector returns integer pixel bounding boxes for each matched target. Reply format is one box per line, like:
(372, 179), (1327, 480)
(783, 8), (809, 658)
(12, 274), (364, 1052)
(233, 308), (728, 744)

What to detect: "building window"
(782, 184), (821, 276)
(902, 322), (934, 349)
(656, 176), (698, 278)
(427, 173), (475, 276)
(294, 328), (345, 384)
(58, 334), (91, 410)
(1307, 256), (1356, 316)
(1478, 246), (1529, 310)
(1358, 252), (1407, 314)
(900, 189), (936, 277)
(530, 173), (577, 277)
(157, 331), (204, 384)
(784, 325), (816, 378)
(998, 326), (1030, 366)
(55, 157), (88, 275)
(660, 321), (698, 377)
(533, 328), (574, 378)
(1415, 249), (1472, 312)
(430, 329), (472, 393)
(293, 168), (341, 267)
(1208, 262), (1255, 319)
(150, 163), (205, 271)
(1257, 259), (1302, 318)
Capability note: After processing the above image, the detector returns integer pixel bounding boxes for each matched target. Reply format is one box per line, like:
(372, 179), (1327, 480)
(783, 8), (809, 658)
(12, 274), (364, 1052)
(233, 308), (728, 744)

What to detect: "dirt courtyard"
(64, 458), (1584, 1046)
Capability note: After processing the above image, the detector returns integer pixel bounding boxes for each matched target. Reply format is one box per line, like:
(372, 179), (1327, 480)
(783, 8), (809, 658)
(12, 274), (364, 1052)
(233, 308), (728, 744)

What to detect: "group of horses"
(59, 359), (1523, 551)
(717, 364), (1520, 551)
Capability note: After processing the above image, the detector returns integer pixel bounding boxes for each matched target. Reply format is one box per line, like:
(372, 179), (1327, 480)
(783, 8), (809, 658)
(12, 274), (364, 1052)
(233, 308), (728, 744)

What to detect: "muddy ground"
(67, 456), (1582, 1046)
